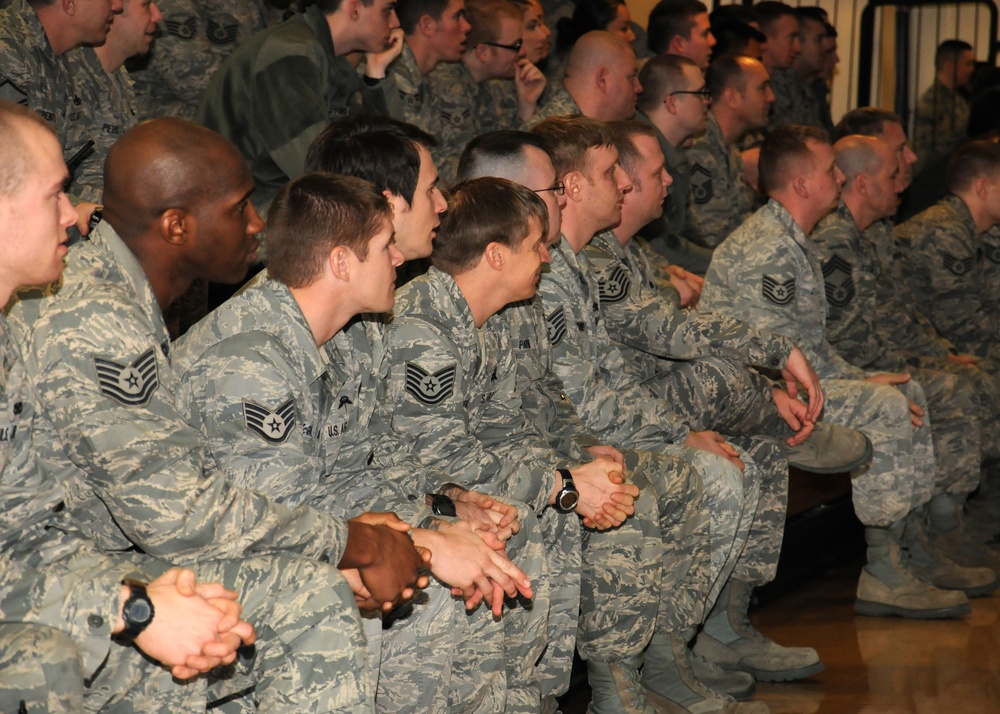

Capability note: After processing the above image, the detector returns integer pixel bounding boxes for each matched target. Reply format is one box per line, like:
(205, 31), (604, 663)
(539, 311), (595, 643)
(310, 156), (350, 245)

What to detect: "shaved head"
(103, 118), (250, 241)
(834, 135), (893, 187)
(565, 30), (633, 77)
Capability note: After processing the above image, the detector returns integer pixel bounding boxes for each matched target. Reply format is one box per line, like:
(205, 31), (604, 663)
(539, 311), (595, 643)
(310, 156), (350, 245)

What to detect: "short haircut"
(710, 19), (766, 60)
(833, 107), (904, 142)
(316, 0), (374, 13)
(705, 53), (750, 101)
(0, 100), (52, 198)
(431, 177), (548, 274)
(305, 115), (436, 206)
(833, 135), (888, 185)
(397, 0), (452, 34)
(936, 39), (973, 71)
(754, 1), (796, 34)
(637, 53), (699, 113)
(531, 115), (614, 177)
(457, 130), (552, 181)
(466, 0), (521, 47)
(795, 5), (828, 31)
(947, 139), (1000, 193)
(608, 120), (660, 187)
(555, 0), (626, 51)
(759, 124), (830, 195)
(267, 173), (392, 288)
(709, 4), (757, 26)
(647, 0), (708, 55)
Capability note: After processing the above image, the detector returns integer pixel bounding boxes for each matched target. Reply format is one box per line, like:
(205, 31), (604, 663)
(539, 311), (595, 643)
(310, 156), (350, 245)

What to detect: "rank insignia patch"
(546, 307), (568, 346)
(598, 265), (631, 304)
(690, 164), (714, 205)
(243, 398), (296, 443)
(983, 243), (1000, 265)
(762, 275), (796, 306)
(405, 363), (456, 405)
(822, 255), (855, 308)
(164, 16), (197, 39)
(942, 252), (972, 276)
(0, 79), (27, 106)
(93, 348), (159, 406)
(206, 20), (239, 45)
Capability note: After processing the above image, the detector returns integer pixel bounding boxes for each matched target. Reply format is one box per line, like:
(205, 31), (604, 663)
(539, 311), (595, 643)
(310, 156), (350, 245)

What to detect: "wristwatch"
(430, 493), (457, 517)
(554, 468), (579, 513)
(118, 580), (155, 640)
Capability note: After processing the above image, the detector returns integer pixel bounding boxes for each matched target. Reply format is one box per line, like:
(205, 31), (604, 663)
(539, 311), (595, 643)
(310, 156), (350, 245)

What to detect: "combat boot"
(785, 422), (873, 474)
(642, 631), (770, 713)
(693, 580), (824, 682)
(855, 521), (970, 619)
(902, 509), (998, 596)
(690, 651), (755, 701)
(586, 657), (681, 714)
(927, 493), (1000, 571)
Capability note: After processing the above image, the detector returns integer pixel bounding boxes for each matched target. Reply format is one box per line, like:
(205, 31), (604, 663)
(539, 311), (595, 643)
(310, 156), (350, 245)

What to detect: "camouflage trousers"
(535, 507), (579, 700)
(821, 378), (936, 526)
(378, 503), (549, 713)
(0, 624), (90, 713)
(918, 355), (1000, 463)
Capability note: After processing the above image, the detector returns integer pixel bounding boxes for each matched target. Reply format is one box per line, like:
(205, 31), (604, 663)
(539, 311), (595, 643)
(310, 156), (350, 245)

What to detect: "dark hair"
(753, 1), (796, 34)
(936, 39), (973, 71)
(457, 130), (552, 181)
(431, 177), (548, 274)
(647, 0), (708, 54)
(267, 173), (392, 288)
(947, 139), (1000, 193)
(833, 107), (904, 142)
(759, 124), (830, 195)
(315, 0), (374, 13)
(795, 5), (829, 29)
(710, 19), (766, 61)
(637, 53), (699, 113)
(305, 115), (436, 205)
(396, 0), (452, 34)
(705, 53), (750, 101)
(608, 120), (660, 187)
(466, 0), (521, 48)
(531, 115), (614, 176)
(555, 0), (625, 51)
(0, 100), (53, 198)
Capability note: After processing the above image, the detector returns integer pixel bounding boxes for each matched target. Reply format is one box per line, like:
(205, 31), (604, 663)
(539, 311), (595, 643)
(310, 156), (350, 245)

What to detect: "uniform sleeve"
(17, 293), (348, 566)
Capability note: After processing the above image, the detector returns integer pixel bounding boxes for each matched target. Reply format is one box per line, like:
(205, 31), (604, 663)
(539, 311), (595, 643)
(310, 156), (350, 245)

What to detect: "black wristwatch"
(118, 580), (155, 641)
(554, 468), (579, 514)
(430, 493), (457, 517)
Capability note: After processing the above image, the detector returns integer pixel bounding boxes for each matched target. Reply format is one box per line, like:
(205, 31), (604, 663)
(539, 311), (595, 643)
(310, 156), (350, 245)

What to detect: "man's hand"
(412, 521), (533, 617)
(948, 353), (979, 366)
(585, 443), (625, 467)
(365, 28), (404, 77)
(864, 372), (923, 427)
(341, 513), (430, 612)
(73, 201), (101, 236)
(566, 458), (639, 530)
(441, 486), (521, 542)
(780, 347), (823, 421)
(771, 387), (815, 446)
(665, 264), (703, 308)
(686, 430), (745, 471)
(514, 59), (547, 121)
(130, 569), (256, 680)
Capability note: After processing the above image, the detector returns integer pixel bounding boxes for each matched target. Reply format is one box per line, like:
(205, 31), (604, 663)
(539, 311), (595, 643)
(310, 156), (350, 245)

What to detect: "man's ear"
(329, 245), (352, 281)
(62, 0), (76, 17)
(722, 85), (741, 111)
(595, 66), (610, 94)
(345, 0), (362, 20)
(669, 35), (687, 57)
(974, 175), (991, 201)
(484, 241), (506, 270)
(159, 208), (189, 247)
(417, 14), (436, 37)
(792, 175), (808, 198)
(563, 171), (584, 202)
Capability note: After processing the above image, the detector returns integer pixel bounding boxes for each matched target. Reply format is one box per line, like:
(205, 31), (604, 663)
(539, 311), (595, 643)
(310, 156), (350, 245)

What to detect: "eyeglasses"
(670, 89), (712, 100)
(483, 38), (523, 52)
(533, 182), (566, 196)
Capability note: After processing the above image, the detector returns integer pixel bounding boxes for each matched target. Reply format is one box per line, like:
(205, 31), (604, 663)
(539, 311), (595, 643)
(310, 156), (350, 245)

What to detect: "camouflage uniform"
(634, 111), (714, 275)
(174, 272), (542, 713)
(767, 67), (825, 132)
(912, 80), (970, 173)
(64, 48), (137, 204)
(812, 202), (984, 495)
(701, 199), (939, 526)
(0, 1), (87, 180)
(0, 309), (372, 712)
(196, 3), (396, 210)
(683, 112), (756, 248)
(525, 83), (580, 126)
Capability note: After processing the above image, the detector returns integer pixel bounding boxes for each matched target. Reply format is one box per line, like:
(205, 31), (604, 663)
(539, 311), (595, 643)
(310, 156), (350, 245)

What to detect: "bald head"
(565, 30), (633, 78)
(564, 30), (640, 122)
(0, 102), (52, 199)
(103, 118), (250, 240)
(834, 135), (894, 188)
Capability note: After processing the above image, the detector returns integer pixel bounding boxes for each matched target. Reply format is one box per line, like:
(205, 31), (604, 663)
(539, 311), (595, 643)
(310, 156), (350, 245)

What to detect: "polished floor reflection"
(753, 559), (1000, 713)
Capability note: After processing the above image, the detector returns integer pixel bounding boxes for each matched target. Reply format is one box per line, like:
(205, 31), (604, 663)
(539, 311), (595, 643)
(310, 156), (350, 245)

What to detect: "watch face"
(557, 489), (579, 512)
(126, 597), (153, 625)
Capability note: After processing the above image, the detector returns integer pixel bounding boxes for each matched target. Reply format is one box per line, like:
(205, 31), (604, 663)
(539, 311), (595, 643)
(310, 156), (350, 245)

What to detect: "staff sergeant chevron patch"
(598, 265), (631, 304)
(546, 306), (568, 346)
(822, 255), (855, 308)
(405, 363), (457, 405)
(164, 16), (197, 39)
(942, 252), (972, 276)
(93, 348), (159, 406)
(206, 19), (239, 45)
(762, 275), (796, 306)
(243, 398), (296, 443)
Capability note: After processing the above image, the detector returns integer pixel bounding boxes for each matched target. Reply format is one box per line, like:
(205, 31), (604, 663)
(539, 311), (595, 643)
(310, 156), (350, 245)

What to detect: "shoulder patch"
(762, 275), (796, 306)
(984, 243), (1000, 265)
(93, 348), (159, 406)
(690, 163), (714, 205)
(404, 363), (456, 405)
(598, 265), (631, 304)
(821, 255), (855, 308)
(243, 398), (296, 443)
(206, 19), (239, 45)
(941, 252), (972, 276)
(163, 16), (197, 40)
(546, 306), (568, 347)
(0, 78), (27, 106)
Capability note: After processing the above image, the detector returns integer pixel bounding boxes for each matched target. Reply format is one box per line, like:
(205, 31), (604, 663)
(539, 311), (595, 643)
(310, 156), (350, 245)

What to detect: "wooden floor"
(560, 558), (1000, 713)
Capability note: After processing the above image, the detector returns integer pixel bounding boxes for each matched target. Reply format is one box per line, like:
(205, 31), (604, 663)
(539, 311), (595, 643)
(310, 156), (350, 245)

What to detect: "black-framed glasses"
(670, 89), (712, 100)
(483, 38), (523, 52)
(533, 182), (566, 196)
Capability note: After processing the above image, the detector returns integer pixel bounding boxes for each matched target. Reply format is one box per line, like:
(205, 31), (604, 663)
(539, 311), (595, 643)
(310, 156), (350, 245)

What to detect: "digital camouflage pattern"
(525, 83), (580, 126)
(911, 80), (970, 174)
(767, 67), (825, 132)
(683, 112), (756, 248)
